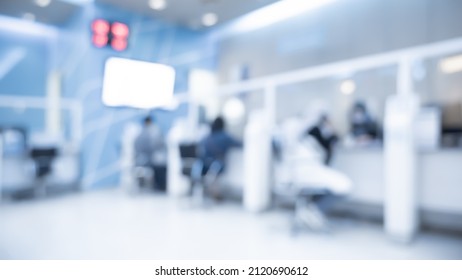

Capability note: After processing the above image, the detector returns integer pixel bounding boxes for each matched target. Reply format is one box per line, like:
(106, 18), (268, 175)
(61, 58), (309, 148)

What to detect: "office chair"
(133, 165), (154, 191)
(178, 143), (222, 205)
(273, 153), (331, 234)
(273, 132), (353, 233)
(131, 152), (156, 192)
(30, 147), (58, 196)
(178, 143), (204, 202)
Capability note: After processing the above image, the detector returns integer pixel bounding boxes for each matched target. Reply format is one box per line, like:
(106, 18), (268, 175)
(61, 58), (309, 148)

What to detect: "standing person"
(307, 114), (338, 165)
(134, 116), (167, 190)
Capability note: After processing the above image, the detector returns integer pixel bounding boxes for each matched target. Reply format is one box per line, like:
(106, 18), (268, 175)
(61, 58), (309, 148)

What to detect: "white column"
(71, 102), (84, 149)
(264, 83), (277, 129)
(243, 84), (276, 213)
(264, 83), (276, 201)
(167, 120), (191, 197)
(397, 58), (413, 97)
(243, 110), (272, 212)
(46, 71), (61, 138)
(0, 136), (3, 202)
(187, 101), (200, 139)
(384, 58), (419, 242)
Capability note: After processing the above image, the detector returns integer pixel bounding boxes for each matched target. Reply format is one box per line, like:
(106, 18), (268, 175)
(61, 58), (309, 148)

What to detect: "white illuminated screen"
(102, 57), (175, 109)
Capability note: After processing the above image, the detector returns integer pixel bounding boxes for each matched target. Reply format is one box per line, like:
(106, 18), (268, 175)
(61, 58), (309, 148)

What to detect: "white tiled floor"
(0, 189), (461, 259)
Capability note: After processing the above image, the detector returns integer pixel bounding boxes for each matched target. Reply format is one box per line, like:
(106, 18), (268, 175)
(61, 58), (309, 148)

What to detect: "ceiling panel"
(0, 0), (279, 29)
(0, 0), (79, 25)
(96, 0), (280, 29)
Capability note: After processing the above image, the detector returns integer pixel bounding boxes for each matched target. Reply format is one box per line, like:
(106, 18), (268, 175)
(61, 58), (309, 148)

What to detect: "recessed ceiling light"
(22, 13), (36, 21)
(340, 79), (356, 95)
(202, 13), (218, 27)
(223, 97), (245, 124)
(149, 0), (167, 10)
(440, 54), (462, 74)
(35, 0), (51, 8)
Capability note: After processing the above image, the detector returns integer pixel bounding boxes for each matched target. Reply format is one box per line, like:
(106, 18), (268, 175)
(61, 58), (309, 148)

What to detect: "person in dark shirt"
(199, 117), (242, 173)
(307, 114), (338, 165)
(350, 101), (380, 143)
(198, 117), (241, 199)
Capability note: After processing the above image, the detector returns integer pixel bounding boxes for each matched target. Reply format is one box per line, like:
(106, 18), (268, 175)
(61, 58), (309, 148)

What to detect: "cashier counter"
(221, 147), (462, 233)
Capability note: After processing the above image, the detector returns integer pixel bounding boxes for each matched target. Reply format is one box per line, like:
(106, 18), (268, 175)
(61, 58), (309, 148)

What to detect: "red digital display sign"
(91, 19), (129, 51)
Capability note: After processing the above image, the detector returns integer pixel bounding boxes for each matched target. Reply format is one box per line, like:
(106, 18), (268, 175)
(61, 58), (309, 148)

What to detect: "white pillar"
(265, 84), (277, 192)
(71, 103), (83, 149)
(167, 120), (191, 197)
(384, 58), (419, 242)
(243, 110), (272, 212)
(187, 101), (200, 139)
(0, 136), (3, 202)
(46, 71), (61, 138)
(397, 58), (413, 97)
(264, 83), (277, 129)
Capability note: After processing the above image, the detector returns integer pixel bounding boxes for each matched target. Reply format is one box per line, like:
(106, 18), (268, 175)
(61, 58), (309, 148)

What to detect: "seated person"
(134, 116), (167, 190)
(349, 101), (380, 145)
(307, 114), (338, 165)
(198, 117), (242, 198)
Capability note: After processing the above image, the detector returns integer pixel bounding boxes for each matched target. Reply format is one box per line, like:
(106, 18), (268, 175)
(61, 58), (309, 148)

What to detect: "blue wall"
(0, 2), (217, 189)
(0, 31), (51, 97)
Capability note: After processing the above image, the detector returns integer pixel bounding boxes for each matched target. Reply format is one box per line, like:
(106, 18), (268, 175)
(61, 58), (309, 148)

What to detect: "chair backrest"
(30, 147), (58, 178)
(179, 143), (198, 159)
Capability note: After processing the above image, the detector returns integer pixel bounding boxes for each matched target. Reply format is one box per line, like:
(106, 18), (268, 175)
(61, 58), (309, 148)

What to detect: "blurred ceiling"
(0, 0), (280, 28)
(0, 0), (79, 25)
(97, 0), (280, 28)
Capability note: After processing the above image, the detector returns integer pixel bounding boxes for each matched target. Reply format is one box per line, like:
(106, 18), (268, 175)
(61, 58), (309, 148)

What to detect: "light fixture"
(35, 0), (51, 7)
(340, 79), (356, 95)
(229, 0), (336, 33)
(149, 0), (167, 11)
(22, 13), (36, 21)
(202, 13), (218, 27)
(223, 97), (245, 124)
(440, 54), (462, 74)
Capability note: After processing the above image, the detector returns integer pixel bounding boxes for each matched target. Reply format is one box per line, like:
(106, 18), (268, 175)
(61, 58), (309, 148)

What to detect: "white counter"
(334, 148), (462, 214)
(222, 148), (462, 215)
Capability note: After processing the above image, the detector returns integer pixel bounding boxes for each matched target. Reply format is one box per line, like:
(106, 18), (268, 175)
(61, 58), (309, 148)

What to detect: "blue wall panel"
(0, 2), (217, 189)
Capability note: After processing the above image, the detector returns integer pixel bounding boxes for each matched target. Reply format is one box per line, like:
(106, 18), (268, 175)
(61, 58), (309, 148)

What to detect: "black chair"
(179, 144), (203, 197)
(29, 147), (58, 196)
(179, 143), (200, 178)
(178, 143), (222, 204)
(30, 147), (58, 178)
